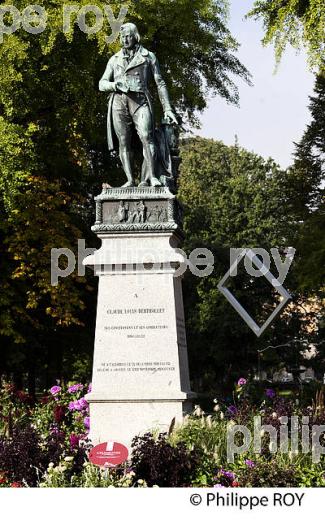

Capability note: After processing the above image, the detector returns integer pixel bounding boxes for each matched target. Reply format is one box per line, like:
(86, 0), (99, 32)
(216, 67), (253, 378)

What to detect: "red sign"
(89, 441), (129, 467)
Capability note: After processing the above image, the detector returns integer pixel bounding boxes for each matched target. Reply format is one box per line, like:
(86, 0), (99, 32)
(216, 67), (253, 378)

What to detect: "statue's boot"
(121, 180), (135, 188)
(150, 177), (162, 187)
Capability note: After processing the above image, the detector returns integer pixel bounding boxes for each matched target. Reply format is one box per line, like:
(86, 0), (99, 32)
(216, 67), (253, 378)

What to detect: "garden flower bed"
(0, 378), (324, 487)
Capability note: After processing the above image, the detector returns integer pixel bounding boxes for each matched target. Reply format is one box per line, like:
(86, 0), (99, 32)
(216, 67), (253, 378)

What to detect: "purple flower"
(74, 400), (82, 411)
(214, 484), (224, 487)
(244, 459), (255, 468)
(78, 397), (89, 410)
(69, 398), (88, 412)
(237, 378), (247, 386)
(50, 385), (61, 395)
(87, 383), (92, 393)
(84, 416), (90, 430)
(68, 384), (84, 394)
(266, 388), (276, 399)
(220, 469), (235, 480)
(227, 405), (238, 416)
(71, 400), (82, 411)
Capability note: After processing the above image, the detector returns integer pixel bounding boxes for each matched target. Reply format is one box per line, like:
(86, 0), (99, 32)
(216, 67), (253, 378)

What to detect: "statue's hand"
(115, 80), (129, 93)
(105, 82), (117, 93)
(164, 110), (178, 125)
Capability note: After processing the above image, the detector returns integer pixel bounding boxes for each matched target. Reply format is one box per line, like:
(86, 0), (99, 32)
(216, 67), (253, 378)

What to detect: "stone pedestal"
(84, 187), (195, 448)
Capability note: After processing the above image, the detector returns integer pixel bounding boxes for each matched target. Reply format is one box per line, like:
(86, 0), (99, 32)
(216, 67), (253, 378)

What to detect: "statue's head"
(120, 23), (140, 50)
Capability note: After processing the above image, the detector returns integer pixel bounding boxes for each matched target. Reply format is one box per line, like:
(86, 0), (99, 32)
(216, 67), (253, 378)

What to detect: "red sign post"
(89, 441), (129, 467)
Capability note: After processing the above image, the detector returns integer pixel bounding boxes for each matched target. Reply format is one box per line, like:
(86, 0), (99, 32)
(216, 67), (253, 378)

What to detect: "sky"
(197, 0), (315, 168)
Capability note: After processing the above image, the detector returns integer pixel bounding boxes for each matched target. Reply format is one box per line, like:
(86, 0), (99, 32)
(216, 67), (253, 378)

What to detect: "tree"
(285, 73), (325, 368)
(178, 137), (320, 394)
(0, 0), (250, 387)
(247, 0), (325, 70)
(284, 72), (324, 292)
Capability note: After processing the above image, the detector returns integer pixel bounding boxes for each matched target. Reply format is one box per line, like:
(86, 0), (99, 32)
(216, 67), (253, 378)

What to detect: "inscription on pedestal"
(94, 301), (179, 385)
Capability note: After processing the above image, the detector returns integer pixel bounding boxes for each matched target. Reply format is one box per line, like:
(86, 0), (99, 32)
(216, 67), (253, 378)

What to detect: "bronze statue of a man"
(99, 22), (178, 188)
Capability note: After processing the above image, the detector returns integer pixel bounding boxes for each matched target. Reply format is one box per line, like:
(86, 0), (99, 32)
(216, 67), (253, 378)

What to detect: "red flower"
(231, 481), (239, 487)
(54, 405), (65, 423)
(69, 433), (81, 449)
(10, 482), (22, 488)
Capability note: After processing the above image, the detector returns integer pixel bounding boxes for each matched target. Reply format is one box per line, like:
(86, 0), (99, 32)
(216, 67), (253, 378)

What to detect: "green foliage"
(247, 0), (325, 70)
(178, 137), (317, 392)
(170, 410), (229, 485)
(237, 458), (299, 487)
(296, 464), (325, 487)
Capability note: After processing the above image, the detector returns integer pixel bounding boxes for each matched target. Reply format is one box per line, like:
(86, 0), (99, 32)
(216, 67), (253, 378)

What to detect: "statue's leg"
(112, 94), (134, 187)
(133, 105), (161, 187)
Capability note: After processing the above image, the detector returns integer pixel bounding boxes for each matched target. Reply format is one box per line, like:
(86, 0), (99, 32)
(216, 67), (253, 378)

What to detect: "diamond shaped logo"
(218, 249), (291, 337)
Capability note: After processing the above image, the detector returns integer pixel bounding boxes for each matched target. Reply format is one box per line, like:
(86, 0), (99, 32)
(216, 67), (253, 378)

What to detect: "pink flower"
(237, 378), (247, 386)
(50, 385), (61, 395)
(68, 384), (84, 394)
(87, 383), (92, 393)
(84, 416), (90, 430)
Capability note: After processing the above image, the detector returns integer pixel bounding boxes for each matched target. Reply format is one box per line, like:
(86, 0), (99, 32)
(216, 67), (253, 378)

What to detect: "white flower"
(64, 456), (74, 462)
(48, 462), (54, 469)
(220, 412), (224, 420)
(193, 405), (204, 417)
(137, 479), (144, 484)
(206, 415), (212, 428)
(213, 404), (220, 412)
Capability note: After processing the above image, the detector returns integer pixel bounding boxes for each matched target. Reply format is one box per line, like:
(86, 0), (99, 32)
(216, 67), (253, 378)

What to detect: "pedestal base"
(87, 394), (194, 448)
